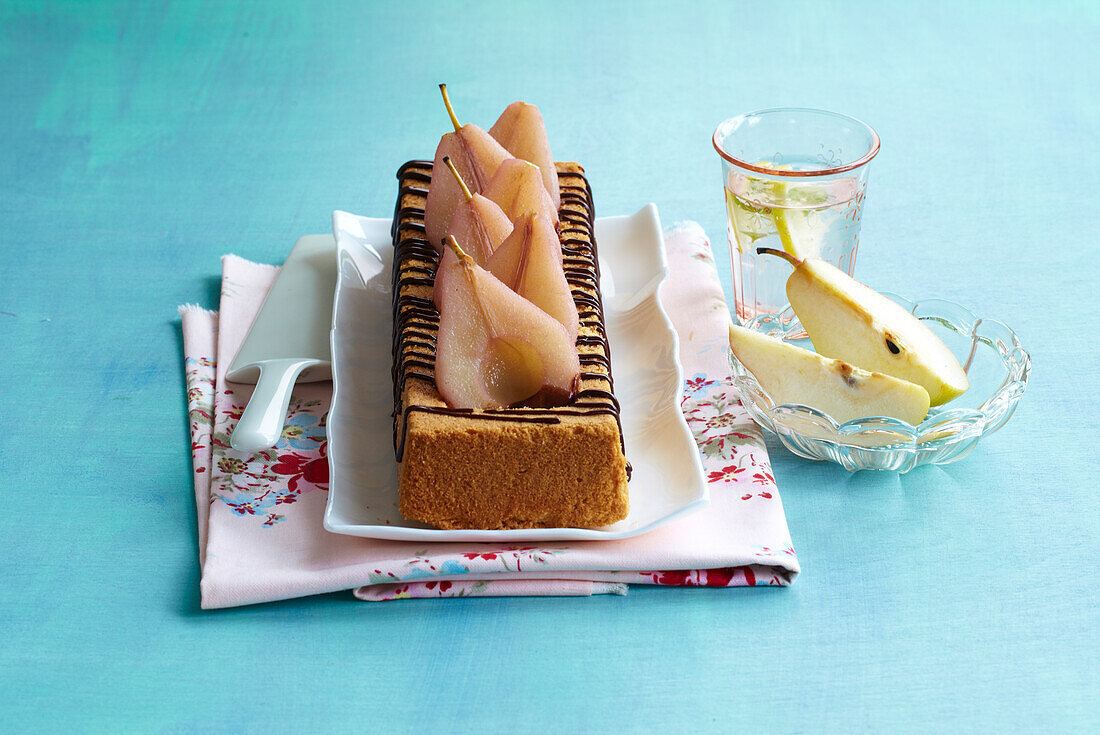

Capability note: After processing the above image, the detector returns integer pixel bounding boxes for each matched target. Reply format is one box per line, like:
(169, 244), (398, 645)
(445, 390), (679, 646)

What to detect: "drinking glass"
(713, 108), (880, 323)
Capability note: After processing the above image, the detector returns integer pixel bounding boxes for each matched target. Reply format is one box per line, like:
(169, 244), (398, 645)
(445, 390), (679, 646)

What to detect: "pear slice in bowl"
(728, 325), (930, 426)
(759, 248), (969, 405)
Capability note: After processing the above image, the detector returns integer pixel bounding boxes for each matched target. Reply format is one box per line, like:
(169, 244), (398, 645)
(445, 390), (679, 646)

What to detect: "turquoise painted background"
(2, 0), (1097, 731)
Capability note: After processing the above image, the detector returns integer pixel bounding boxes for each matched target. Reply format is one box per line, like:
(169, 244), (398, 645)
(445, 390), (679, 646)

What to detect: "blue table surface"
(2, 1), (1097, 732)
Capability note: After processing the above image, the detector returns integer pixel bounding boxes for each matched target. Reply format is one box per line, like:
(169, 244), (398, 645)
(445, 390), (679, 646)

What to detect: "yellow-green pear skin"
(785, 259), (969, 405)
(729, 325), (930, 425)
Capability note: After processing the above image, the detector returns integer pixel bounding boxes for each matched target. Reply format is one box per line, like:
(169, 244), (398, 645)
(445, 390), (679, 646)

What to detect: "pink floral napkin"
(180, 221), (799, 607)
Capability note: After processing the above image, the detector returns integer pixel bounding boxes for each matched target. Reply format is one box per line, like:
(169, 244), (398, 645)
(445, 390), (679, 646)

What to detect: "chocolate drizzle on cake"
(391, 160), (629, 478)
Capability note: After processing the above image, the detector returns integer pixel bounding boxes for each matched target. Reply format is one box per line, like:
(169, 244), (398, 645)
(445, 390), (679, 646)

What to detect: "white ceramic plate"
(323, 205), (708, 542)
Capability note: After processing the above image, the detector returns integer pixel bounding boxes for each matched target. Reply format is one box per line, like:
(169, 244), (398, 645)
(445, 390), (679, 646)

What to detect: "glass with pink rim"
(713, 108), (880, 324)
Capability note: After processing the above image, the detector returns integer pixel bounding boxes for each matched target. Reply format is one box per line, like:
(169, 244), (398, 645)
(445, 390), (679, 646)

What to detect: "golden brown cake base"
(391, 160), (629, 530)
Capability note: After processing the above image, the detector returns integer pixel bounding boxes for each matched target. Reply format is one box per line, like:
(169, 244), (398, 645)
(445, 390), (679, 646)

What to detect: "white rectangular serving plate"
(323, 204), (708, 542)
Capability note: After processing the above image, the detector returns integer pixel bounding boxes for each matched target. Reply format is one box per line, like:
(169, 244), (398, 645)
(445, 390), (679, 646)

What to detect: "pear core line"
(443, 235), (505, 341)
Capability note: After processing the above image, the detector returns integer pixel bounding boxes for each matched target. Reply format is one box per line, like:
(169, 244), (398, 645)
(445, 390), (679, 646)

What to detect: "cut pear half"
(775, 253), (969, 405)
(754, 248), (970, 406)
(729, 325), (930, 425)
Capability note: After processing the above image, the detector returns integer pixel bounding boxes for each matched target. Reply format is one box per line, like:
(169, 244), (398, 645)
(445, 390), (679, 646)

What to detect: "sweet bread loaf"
(391, 160), (630, 529)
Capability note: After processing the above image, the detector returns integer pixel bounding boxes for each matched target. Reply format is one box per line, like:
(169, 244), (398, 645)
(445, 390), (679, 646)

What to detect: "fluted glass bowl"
(729, 295), (1030, 472)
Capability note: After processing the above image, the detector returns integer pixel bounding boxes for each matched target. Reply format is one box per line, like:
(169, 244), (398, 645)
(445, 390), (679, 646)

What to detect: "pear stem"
(442, 235), (474, 267)
(442, 156), (473, 201)
(756, 247), (801, 268)
(439, 83), (461, 132)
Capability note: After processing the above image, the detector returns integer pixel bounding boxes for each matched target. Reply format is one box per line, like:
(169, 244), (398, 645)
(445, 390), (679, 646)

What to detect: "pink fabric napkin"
(180, 221), (799, 607)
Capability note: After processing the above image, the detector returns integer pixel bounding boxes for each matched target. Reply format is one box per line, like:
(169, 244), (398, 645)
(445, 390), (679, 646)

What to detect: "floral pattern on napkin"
(681, 372), (775, 496)
(185, 351), (332, 528)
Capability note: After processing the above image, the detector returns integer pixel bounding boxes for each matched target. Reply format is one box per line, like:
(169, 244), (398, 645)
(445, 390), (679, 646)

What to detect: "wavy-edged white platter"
(323, 204), (707, 542)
